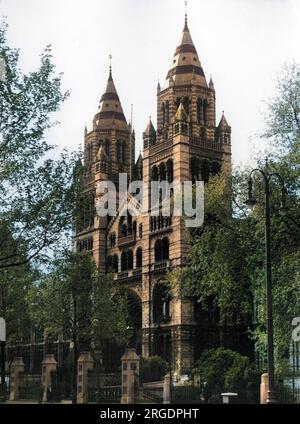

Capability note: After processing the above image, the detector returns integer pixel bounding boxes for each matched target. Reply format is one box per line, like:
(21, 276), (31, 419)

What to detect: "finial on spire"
(184, 1), (188, 30)
(109, 54), (112, 79)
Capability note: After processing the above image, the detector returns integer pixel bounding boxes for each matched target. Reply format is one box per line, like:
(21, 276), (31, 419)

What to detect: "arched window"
(106, 256), (112, 271)
(154, 239), (162, 262)
(162, 237), (169, 260)
(136, 248), (142, 269)
(211, 161), (221, 176)
(166, 160), (173, 183)
(122, 140), (126, 163)
(200, 126), (206, 142)
(201, 160), (210, 184)
(159, 162), (166, 181)
(190, 157), (200, 184)
(151, 166), (159, 181)
(105, 139), (110, 157)
(153, 283), (172, 324)
(112, 255), (119, 273)
(197, 98), (203, 123)
(162, 102), (166, 126)
(183, 96), (190, 114)
(165, 101), (169, 124)
(133, 221), (137, 238)
(139, 224), (143, 238)
(175, 97), (181, 110)
(87, 144), (92, 163)
(127, 213), (133, 235)
(110, 233), (116, 247)
(121, 252), (127, 271)
(117, 140), (123, 163)
(127, 250), (133, 270)
(203, 99), (209, 126)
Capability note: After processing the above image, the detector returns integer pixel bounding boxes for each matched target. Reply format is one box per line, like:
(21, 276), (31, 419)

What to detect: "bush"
(140, 356), (169, 383)
(195, 348), (260, 403)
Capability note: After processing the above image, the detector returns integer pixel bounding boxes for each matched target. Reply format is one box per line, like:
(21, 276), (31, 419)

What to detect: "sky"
(1, 0), (300, 166)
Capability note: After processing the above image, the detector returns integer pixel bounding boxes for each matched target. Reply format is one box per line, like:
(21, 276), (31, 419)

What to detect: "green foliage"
(27, 251), (129, 352)
(183, 62), (300, 375)
(0, 19), (81, 269)
(140, 356), (169, 383)
(195, 348), (260, 401)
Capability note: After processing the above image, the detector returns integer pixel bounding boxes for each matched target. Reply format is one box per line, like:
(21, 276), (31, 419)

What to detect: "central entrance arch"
(102, 288), (142, 372)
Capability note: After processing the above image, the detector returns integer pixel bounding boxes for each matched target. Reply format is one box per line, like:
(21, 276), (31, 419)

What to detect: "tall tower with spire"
(141, 11), (232, 375)
(74, 9), (246, 378)
(76, 63), (135, 272)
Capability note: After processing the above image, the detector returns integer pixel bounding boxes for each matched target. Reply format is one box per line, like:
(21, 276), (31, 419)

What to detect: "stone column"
(77, 352), (94, 404)
(163, 374), (171, 404)
(42, 354), (57, 402)
(260, 373), (269, 404)
(121, 348), (140, 404)
(9, 357), (25, 401)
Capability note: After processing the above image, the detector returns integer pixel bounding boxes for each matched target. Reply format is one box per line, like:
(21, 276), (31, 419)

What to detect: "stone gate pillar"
(42, 354), (57, 402)
(163, 373), (171, 404)
(121, 348), (140, 404)
(77, 352), (94, 404)
(9, 357), (25, 401)
(260, 373), (269, 404)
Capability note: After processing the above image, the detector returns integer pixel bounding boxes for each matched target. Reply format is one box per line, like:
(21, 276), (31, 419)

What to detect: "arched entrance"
(102, 289), (142, 372)
(152, 282), (172, 363)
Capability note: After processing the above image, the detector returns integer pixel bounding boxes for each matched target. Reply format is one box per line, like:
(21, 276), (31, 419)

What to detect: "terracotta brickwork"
(74, 15), (231, 375)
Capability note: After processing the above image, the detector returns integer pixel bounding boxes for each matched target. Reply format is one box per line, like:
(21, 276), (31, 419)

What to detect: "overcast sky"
(1, 0), (300, 166)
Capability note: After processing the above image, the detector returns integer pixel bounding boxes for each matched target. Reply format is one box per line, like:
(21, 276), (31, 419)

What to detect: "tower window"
(136, 247), (143, 269)
(182, 56), (186, 61)
(154, 237), (169, 262)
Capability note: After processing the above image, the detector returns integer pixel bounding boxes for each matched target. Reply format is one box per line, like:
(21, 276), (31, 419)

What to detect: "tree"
(27, 251), (129, 402)
(140, 356), (169, 383)
(182, 62), (300, 376)
(0, 20), (80, 269)
(195, 348), (260, 403)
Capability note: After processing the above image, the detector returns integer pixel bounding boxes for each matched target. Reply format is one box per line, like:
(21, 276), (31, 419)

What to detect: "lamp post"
(0, 317), (6, 402)
(245, 162), (287, 404)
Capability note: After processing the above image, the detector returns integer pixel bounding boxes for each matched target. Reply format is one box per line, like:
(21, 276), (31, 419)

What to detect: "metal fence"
(277, 387), (300, 404)
(88, 386), (121, 403)
(18, 374), (43, 402)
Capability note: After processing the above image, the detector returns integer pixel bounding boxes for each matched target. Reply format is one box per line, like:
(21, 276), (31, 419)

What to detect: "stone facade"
(75, 15), (233, 376)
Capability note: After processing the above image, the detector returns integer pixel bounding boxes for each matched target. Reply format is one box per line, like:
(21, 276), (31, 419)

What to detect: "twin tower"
(76, 14), (232, 376)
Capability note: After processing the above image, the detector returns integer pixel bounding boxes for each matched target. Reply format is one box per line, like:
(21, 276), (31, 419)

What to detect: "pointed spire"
(218, 111), (230, 130)
(175, 100), (189, 122)
(166, 6), (207, 87)
(157, 79), (161, 93)
(136, 151), (143, 166)
(93, 58), (127, 129)
(144, 116), (156, 137)
(84, 124), (88, 135)
(209, 75), (215, 90)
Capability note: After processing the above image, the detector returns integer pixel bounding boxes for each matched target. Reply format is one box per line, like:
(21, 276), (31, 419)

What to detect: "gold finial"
(109, 54), (112, 77)
(184, 1), (188, 28)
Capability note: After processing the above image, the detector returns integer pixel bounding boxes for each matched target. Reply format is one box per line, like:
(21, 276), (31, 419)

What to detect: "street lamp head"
(244, 178), (257, 210)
